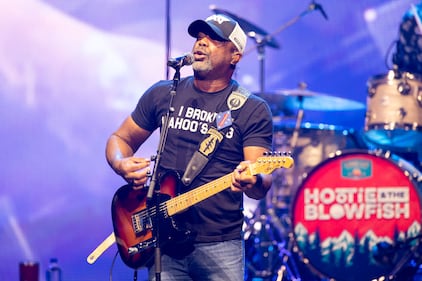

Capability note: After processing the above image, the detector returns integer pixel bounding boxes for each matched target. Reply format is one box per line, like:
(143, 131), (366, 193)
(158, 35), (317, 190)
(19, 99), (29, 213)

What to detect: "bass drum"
(291, 150), (422, 281)
(364, 71), (422, 151)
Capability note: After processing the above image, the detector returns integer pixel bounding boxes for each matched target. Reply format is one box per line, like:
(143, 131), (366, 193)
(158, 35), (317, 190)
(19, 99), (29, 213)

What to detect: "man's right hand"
(114, 157), (151, 189)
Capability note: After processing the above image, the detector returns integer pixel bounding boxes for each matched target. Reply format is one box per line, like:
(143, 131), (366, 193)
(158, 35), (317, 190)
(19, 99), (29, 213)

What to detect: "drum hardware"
(244, 207), (304, 281)
(274, 233), (303, 281)
(397, 81), (412, 96)
(288, 83), (308, 151)
(244, 211), (286, 281)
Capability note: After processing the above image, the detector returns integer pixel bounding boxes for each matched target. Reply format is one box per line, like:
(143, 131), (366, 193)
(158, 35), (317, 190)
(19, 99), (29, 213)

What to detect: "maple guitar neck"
(165, 155), (293, 216)
(166, 173), (233, 216)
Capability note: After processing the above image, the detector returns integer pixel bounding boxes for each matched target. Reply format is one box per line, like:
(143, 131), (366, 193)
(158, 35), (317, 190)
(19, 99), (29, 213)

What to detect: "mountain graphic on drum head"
(293, 221), (421, 281)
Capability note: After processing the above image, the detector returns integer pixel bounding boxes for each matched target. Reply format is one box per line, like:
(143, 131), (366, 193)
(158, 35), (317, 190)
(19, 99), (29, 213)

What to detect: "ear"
(230, 51), (242, 66)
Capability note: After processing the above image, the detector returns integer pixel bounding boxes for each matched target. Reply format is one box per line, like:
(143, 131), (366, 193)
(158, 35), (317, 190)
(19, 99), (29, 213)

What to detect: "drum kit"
(210, 5), (422, 281)
(243, 76), (422, 281)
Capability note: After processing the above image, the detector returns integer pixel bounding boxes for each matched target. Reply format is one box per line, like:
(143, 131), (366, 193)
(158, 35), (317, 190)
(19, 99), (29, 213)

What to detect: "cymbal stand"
(267, 209), (302, 281)
(275, 238), (302, 281)
(248, 35), (267, 94)
(289, 95), (304, 150)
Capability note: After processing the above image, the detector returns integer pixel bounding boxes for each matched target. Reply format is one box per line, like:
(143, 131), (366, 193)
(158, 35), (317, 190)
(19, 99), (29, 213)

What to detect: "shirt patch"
(227, 89), (248, 110)
(199, 127), (224, 156)
(216, 110), (232, 130)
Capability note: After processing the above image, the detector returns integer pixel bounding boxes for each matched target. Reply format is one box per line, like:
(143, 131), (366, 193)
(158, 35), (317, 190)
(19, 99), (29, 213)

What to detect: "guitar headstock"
(251, 152), (294, 175)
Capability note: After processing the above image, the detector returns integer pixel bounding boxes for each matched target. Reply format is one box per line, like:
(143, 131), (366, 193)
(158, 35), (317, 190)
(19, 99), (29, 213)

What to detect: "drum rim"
(365, 123), (422, 131)
(273, 121), (352, 132)
(363, 126), (422, 152)
(368, 70), (422, 83)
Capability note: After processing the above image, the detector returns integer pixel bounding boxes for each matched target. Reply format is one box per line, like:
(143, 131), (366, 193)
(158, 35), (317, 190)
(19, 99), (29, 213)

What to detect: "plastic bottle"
(45, 258), (62, 281)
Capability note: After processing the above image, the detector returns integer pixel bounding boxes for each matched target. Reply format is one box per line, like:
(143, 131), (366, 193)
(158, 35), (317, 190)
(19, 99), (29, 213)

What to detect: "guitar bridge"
(132, 212), (153, 235)
(128, 238), (156, 255)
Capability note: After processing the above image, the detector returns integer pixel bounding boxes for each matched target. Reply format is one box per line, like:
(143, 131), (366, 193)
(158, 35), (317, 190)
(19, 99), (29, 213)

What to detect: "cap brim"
(188, 20), (228, 41)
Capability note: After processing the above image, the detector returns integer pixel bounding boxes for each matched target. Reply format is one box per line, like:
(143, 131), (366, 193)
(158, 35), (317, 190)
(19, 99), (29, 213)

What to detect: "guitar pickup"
(128, 238), (156, 255)
(131, 213), (153, 235)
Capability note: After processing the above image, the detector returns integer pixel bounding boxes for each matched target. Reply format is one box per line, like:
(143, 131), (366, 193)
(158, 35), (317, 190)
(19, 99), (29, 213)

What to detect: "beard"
(192, 60), (212, 79)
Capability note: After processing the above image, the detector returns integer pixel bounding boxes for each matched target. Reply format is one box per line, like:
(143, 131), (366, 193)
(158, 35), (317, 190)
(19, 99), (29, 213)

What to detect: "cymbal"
(210, 6), (280, 49)
(256, 89), (366, 114)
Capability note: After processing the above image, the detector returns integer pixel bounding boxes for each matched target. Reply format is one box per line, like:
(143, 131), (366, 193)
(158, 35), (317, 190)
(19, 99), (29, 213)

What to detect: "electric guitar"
(111, 154), (294, 269)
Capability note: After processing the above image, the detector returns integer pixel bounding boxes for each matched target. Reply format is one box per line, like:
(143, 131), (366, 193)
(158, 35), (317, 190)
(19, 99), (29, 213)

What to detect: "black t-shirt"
(131, 76), (273, 242)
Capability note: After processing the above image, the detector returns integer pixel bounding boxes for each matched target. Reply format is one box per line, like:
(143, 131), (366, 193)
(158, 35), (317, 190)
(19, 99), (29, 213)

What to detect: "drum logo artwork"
(292, 152), (422, 281)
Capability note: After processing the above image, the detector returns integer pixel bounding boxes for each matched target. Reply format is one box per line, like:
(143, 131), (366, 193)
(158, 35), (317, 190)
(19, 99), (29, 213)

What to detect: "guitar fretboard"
(166, 173), (233, 216)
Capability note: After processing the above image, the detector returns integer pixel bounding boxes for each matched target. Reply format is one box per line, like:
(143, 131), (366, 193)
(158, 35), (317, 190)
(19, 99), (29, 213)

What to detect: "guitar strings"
(133, 172), (240, 222)
(131, 157), (287, 226)
(132, 176), (231, 224)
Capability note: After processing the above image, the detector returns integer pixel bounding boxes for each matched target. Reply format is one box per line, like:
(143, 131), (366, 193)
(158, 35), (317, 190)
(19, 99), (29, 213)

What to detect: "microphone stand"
(244, 1), (327, 94)
(145, 65), (182, 281)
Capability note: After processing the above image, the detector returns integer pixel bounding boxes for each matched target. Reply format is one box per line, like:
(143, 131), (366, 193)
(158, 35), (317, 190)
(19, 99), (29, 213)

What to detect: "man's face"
(191, 32), (237, 79)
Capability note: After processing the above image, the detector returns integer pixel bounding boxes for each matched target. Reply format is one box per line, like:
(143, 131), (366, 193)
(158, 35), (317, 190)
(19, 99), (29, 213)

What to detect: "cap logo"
(206, 14), (231, 24)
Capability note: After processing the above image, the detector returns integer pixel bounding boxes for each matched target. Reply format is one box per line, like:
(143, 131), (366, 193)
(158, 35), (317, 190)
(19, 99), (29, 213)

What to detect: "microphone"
(167, 53), (194, 69)
(311, 1), (328, 20)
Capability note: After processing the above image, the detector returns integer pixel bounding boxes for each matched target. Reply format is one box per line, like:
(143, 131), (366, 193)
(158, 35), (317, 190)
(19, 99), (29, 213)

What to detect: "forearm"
(106, 134), (135, 173)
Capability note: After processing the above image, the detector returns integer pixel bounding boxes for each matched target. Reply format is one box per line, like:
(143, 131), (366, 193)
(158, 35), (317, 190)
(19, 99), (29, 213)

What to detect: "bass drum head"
(291, 150), (422, 281)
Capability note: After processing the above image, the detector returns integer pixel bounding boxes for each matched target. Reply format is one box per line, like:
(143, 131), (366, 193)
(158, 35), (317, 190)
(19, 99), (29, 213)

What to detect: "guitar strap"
(181, 85), (250, 186)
